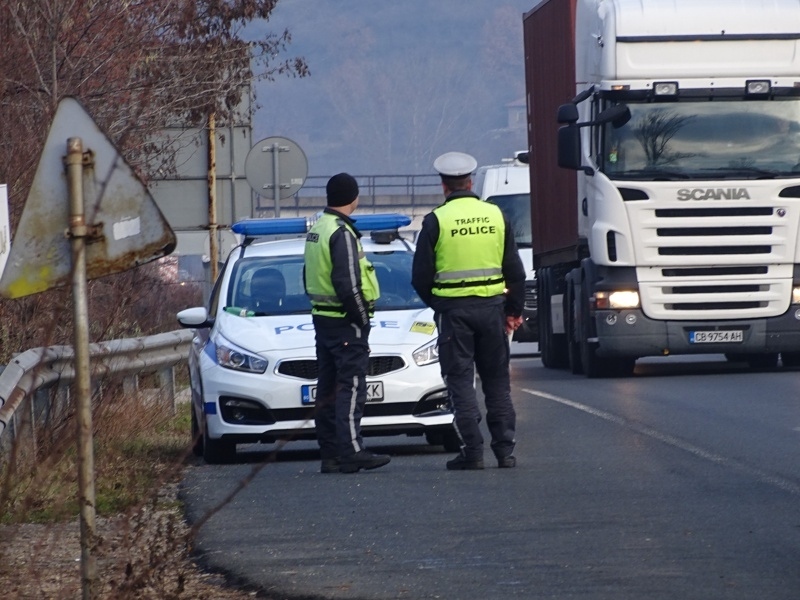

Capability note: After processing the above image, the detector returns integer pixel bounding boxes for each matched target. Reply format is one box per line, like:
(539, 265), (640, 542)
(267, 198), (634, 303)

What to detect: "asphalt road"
(180, 354), (800, 600)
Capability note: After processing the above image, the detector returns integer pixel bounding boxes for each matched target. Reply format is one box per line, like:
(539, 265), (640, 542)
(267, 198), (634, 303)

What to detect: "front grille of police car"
(277, 355), (406, 379)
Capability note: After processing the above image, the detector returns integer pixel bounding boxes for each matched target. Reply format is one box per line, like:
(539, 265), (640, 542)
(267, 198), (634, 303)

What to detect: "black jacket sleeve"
(411, 212), (440, 308)
(329, 225), (372, 328)
(501, 216), (527, 318)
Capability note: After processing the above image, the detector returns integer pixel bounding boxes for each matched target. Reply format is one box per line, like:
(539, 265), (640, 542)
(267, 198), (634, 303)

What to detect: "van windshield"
(487, 193), (532, 247)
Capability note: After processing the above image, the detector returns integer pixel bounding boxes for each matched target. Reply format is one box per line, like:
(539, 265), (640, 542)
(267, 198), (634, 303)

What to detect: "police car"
(177, 213), (457, 464)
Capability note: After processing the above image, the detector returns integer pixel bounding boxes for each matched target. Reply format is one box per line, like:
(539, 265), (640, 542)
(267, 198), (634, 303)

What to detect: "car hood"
(216, 307), (438, 355)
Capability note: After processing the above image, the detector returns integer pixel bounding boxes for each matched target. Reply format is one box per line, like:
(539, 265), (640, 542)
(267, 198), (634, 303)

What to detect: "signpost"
(0, 185), (8, 280)
(244, 136), (308, 217)
(0, 97), (176, 600)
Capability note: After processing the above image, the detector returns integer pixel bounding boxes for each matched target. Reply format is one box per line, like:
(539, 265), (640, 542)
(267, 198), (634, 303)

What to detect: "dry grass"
(0, 394), (266, 599)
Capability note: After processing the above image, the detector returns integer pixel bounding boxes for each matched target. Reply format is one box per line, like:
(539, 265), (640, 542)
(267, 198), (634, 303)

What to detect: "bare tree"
(0, 0), (307, 212)
(632, 109), (696, 166)
(0, 0), (307, 356)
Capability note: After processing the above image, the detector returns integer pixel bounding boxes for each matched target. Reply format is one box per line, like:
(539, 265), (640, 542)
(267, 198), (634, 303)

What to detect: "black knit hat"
(326, 173), (359, 207)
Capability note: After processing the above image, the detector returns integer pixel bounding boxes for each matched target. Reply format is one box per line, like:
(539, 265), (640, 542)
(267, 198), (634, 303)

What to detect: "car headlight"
(214, 335), (268, 373)
(412, 339), (439, 366)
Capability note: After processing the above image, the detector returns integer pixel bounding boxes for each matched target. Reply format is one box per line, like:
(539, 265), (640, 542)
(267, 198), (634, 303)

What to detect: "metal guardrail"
(0, 329), (193, 444)
(254, 173), (443, 216)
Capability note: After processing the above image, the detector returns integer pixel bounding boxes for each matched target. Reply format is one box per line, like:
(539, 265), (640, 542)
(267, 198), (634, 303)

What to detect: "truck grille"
(629, 199), (797, 320)
(277, 355), (406, 380)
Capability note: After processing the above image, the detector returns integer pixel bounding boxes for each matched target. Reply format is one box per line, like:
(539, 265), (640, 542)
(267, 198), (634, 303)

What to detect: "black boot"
(339, 450), (391, 473)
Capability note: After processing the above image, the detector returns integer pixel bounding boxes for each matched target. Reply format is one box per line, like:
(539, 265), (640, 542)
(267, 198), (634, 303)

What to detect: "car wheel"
(441, 430), (461, 453)
(202, 429), (237, 464)
(191, 405), (203, 457)
(426, 430), (461, 453)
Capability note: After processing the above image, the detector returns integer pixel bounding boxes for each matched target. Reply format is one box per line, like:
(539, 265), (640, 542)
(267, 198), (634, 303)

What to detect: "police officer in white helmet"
(412, 152), (525, 470)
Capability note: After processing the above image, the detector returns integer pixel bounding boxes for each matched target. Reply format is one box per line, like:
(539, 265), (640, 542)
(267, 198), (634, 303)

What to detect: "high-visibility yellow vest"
(432, 196), (506, 298)
(304, 212), (379, 318)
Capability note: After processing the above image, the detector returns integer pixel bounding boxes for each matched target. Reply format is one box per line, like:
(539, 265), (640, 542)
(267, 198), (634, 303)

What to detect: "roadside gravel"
(0, 482), (265, 599)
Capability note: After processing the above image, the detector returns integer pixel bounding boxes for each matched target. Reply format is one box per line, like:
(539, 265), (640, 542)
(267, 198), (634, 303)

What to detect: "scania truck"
(524, 0), (800, 376)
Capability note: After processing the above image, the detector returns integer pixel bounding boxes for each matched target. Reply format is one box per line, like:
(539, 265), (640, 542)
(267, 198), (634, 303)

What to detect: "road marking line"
(520, 387), (800, 496)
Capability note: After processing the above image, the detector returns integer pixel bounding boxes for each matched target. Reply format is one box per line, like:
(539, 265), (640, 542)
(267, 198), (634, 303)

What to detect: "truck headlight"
(792, 287), (800, 304)
(214, 335), (268, 373)
(595, 290), (640, 310)
(413, 339), (439, 366)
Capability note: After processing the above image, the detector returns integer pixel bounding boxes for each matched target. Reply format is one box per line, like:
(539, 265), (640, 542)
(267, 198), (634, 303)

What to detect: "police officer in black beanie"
(303, 173), (391, 473)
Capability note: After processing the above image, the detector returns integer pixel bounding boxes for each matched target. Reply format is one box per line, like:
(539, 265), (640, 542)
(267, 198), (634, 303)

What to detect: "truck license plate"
(689, 330), (743, 344)
(302, 382), (384, 405)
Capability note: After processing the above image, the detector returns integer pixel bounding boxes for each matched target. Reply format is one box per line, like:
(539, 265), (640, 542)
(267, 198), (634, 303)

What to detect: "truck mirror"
(557, 125), (582, 170)
(557, 103), (579, 124)
(596, 104), (631, 128)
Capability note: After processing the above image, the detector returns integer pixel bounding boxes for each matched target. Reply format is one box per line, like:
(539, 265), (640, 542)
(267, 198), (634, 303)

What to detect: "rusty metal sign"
(0, 97), (176, 299)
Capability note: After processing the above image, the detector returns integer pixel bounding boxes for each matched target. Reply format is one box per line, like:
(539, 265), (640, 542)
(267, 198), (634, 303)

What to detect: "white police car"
(177, 213), (457, 463)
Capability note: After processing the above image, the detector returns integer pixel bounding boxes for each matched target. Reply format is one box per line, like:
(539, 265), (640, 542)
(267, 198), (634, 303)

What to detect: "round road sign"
(245, 136), (308, 199)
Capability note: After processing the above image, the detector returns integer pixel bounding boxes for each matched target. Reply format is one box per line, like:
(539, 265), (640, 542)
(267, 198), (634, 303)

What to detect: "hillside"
(248, 0), (535, 176)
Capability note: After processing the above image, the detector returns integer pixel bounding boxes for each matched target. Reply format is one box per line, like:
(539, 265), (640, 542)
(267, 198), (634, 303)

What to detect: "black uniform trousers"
(313, 316), (370, 460)
(436, 299), (516, 461)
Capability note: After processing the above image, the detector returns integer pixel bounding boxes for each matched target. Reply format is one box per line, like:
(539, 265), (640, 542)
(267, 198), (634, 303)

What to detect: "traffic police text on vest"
(431, 197), (506, 298)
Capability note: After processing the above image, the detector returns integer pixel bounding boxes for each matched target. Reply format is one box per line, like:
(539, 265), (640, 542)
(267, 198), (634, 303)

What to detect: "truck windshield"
(487, 193), (532, 247)
(603, 98), (800, 180)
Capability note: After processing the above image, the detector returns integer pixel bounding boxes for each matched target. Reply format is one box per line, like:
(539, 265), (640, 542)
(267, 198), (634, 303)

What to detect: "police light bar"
(352, 213), (411, 231)
(231, 218), (309, 236)
(231, 213), (411, 237)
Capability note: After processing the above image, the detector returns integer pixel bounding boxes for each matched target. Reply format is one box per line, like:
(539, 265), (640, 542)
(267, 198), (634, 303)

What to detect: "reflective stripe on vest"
(304, 212), (379, 318)
(432, 196), (506, 298)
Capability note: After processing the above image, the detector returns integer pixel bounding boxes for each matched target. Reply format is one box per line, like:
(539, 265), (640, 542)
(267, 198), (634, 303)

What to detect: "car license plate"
(302, 382), (384, 405)
(689, 330), (743, 344)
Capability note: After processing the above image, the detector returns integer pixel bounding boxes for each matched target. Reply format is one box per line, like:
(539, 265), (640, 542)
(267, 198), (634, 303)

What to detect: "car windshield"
(603, 98), (800, 180)
(226, 249), (426, 315)
(487, 193), (532, 247)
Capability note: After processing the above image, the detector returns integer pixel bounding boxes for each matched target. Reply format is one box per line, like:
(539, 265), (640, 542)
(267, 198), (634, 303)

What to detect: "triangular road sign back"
(0, 97), (176, 298)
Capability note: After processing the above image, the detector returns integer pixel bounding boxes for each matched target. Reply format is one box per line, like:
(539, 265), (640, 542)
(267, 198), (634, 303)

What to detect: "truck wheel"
(781, 352), (800, 367)
(579, 283), (634, 378)
(744, 353), (779, 369)
(566, 280), (583, 375)
(539, 268), (569, 369)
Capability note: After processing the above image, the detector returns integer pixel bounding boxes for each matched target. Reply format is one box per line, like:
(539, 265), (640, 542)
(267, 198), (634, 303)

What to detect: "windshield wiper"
(609, 168), (690, 180)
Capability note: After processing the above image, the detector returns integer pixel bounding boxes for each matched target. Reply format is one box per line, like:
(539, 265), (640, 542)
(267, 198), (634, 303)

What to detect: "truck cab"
(473, 151), (538, 344)
(526, 0), (800, 376)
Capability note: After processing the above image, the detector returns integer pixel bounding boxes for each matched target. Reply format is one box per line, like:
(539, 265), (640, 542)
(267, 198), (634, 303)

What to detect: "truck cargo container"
(524, 0), (800, 376)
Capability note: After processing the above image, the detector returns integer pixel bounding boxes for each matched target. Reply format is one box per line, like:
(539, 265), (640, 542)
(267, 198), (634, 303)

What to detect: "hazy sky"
(246, 0), (535, 177)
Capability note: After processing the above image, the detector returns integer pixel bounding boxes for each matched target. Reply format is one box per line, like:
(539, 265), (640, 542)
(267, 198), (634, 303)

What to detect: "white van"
(473, 151), (537, 345)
